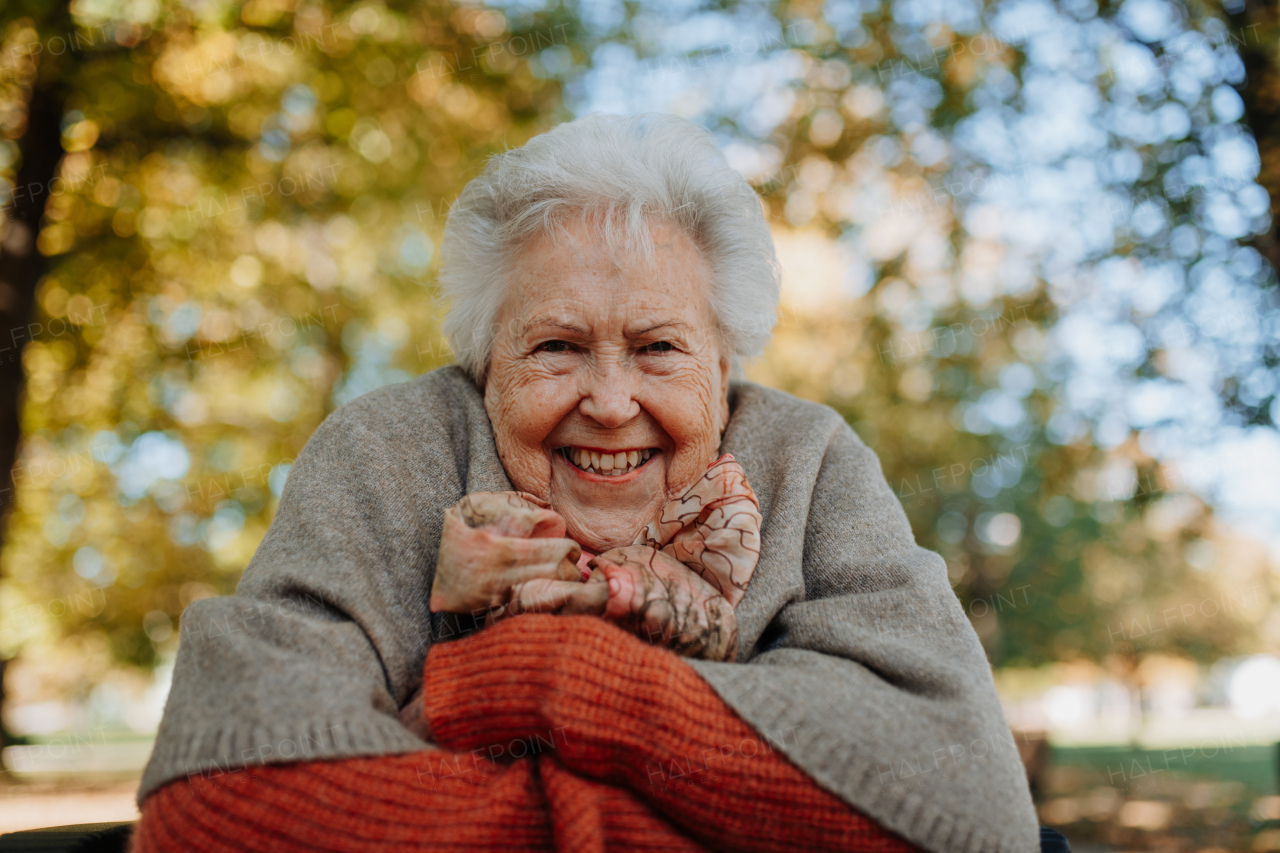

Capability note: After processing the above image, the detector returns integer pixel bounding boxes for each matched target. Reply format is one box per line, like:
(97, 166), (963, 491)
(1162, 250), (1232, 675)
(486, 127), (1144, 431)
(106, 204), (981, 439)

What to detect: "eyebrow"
(522, 317), (591, 336)
(521, 317), (691, 337)
(627, 319), (690, 336)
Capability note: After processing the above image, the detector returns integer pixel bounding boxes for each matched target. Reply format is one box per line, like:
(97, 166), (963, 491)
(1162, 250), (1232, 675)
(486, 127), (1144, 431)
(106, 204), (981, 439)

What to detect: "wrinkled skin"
(430, 490), (739, 662)
(415, 482), (742, 741)
(424, 216), (759, 693)
(406, 516), (737, 740)
(482, 217), (731, 554)
(501, 541), (740, 662)
(428, 492), (581, 615)
(592, 545), (738, 662)
(431, 453), (759, 664)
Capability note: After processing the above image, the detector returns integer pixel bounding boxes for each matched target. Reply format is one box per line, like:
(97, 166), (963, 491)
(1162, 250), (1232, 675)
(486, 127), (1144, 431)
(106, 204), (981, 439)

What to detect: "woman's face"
(484, 217), (730, 553)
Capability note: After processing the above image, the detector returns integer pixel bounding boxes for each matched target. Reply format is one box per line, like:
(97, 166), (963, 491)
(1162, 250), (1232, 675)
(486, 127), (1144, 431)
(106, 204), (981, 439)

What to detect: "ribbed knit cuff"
(423, 614), (745, 783)
(421, 614), (921, 853)
(133, 752), (556, 852)
(423, 614), (568, 751)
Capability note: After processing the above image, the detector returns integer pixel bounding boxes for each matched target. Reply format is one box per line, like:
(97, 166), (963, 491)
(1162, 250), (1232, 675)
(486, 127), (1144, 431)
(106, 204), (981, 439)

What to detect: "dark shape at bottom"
(1040, 825), (1071, 852)
(0, 822), (134, 853)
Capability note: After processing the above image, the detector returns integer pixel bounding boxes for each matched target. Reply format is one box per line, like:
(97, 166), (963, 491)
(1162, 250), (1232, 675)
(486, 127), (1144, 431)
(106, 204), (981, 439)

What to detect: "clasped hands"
(429, 455), (761, 664)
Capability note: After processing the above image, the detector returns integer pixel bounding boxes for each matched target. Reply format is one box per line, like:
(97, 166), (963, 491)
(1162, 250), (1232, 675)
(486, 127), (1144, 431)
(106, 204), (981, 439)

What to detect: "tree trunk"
(1225, 1), (1280, 272)
(0, 68), (67, 759)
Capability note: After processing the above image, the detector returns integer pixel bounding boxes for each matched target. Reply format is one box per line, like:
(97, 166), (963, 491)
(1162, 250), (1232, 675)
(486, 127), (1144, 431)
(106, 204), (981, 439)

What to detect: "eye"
(641, 341), (675, 354)
(536, 340), (572, 354)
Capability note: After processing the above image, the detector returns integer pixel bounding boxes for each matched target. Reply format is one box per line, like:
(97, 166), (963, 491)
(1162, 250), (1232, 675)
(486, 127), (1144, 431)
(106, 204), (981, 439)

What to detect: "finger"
(595, 546), (696, 622)
(662, 579), (709, 651)
(525, 508), (569, 540)
(559, 572), (610, 615)
(513, 491), (551, 509)
(503, 537), (582, 583)
(590, 546), (734, 659)
(507, 491), (574, 539)
(685, 598), (737, 662)
(431, 508), (503, 612)
(712, 599), (739, 661)
(457, 492), (527, 532)
(595, 556), (648, 621)
(431, 513), (578, 612)
(636, 597), (679, 647)
(598, 556), (683, 647)
(507, 578), (597, 614)
(619, 549), (731, 658)
(459, 492), (567, 539)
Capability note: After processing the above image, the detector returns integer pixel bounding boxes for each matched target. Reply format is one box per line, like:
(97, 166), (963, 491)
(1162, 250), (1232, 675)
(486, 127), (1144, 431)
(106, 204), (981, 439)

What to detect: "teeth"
(563, 448), (655, 476)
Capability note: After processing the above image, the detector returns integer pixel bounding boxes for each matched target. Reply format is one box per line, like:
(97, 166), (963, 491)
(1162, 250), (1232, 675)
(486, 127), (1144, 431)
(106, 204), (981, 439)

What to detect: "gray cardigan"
(139, 366), (1038, 852)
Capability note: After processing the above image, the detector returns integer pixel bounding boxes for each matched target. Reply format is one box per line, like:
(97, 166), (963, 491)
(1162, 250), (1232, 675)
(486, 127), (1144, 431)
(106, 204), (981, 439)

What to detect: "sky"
(518, 0), (1280, 554)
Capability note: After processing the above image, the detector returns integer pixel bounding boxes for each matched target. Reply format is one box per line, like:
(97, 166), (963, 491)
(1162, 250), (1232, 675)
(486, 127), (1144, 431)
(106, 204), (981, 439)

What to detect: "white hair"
(439, 112), (781, 383)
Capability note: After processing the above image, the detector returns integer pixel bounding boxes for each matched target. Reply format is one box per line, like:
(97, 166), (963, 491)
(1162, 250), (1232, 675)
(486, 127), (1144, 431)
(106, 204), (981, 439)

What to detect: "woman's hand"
(591, 545), (738, 662)
(429, 489), (738, 662)
(502, 544), (737, 662)
(429, 492), (582, 615)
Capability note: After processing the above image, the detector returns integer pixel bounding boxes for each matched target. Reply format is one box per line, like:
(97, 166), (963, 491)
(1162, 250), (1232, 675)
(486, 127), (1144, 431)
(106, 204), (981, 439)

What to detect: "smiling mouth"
(559, 446), (656, 477)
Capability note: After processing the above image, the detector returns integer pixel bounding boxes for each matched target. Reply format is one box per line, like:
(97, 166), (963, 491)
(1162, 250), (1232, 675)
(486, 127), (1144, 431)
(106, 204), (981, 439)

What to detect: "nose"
(579, 361), (640, 429)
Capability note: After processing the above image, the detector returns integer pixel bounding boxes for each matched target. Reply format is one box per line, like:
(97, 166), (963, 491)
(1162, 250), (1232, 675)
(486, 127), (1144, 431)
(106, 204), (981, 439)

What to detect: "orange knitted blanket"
(133, 615), (919, 852)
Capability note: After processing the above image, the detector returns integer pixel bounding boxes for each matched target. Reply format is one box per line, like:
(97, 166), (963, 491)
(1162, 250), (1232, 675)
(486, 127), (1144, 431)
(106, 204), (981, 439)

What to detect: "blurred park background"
(0, 0), (1277, 848)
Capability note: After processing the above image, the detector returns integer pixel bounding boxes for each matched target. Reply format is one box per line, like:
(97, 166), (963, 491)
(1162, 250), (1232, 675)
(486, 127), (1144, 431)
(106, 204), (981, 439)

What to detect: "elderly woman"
(133, 114), (1038, 852)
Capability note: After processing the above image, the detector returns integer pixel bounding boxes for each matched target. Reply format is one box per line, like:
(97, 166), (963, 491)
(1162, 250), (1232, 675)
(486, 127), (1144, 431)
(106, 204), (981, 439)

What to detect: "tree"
(0, 1), (74, 754)
(1217, 0), (1280, 433)
(1220, 0), (1279, 272)
(1, 0), (1276, 744)
(764, 0), (1275, 667)
(563, 0), (1274, 667)
(0, 0), (579, 737)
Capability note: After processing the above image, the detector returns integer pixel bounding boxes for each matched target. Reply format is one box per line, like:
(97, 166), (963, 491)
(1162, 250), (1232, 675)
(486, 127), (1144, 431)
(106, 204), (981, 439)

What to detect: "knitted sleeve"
(132, 614), (917, 853)
(130, 748), (709, 852)
(132, 752), (552, 851)
(424, 614), (920, 853)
